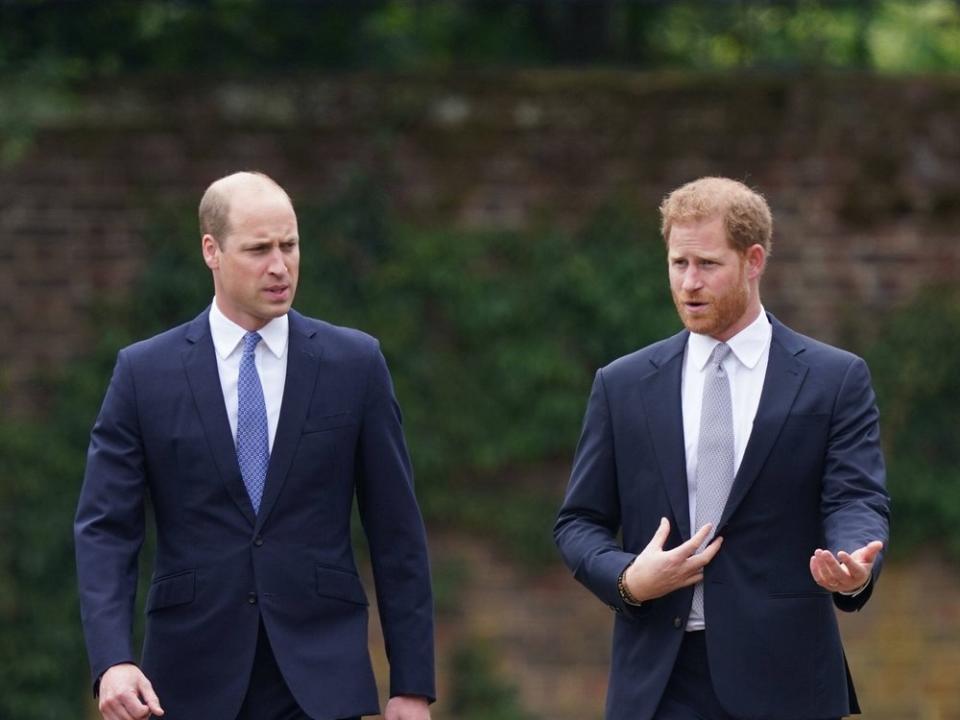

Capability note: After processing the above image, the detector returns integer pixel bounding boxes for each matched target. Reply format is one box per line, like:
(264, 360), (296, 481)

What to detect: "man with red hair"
(556, 177), (889, 720)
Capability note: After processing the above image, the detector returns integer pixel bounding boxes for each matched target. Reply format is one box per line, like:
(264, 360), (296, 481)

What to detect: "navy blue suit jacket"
(555, 315), (890, 720)
(75, 308), (435, 720)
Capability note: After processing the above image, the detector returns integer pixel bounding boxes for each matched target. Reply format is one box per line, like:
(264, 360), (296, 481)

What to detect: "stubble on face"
(671, 262), (750, 339)
(667, 216), (760, 341)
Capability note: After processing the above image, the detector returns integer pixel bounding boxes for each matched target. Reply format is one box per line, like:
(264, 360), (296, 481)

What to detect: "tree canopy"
(1, 0), (959, 80)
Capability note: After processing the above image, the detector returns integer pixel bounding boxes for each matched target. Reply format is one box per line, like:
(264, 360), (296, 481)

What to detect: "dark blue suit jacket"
(75, 308), (435, 720)
(555, 315), (890, 720)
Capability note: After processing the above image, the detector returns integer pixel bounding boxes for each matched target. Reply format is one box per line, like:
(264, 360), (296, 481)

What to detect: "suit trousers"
(235, 618), (359, 720)
(653, 631), (734, 720)
(653, 631), (839, 720)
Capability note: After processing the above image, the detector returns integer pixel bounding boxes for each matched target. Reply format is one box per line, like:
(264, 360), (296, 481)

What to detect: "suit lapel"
(181, 309), (257, 527)
(639, 332), (692, 540)
(255, 311), (323, 531)
(718, 316), (808, 529)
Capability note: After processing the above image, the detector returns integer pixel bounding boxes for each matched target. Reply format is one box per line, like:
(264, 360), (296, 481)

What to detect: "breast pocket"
(777, 413), (829, 457)
(303, 412), (356, 435)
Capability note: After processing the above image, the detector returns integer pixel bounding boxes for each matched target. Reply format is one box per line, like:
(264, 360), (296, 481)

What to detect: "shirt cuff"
(839, 576), (870, 597)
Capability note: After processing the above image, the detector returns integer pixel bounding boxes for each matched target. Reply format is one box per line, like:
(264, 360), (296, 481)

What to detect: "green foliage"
(869, 0), (960, 72)
(0, 406), (92, 716)
(2, 0), (960, 79)
(653, 0), (960, 72)
(298, 180), (677, 563)
(306, 212), (673, 479)
(0, 323), (162, 717)
(656, 1), (872, 70)
(447, 640), (535, 720)
(865, 285), (960, 559)
(430, 555), (471, 617)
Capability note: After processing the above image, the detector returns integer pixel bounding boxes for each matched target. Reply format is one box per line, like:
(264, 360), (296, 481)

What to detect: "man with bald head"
(76, 172), (435, 720)
(555, 177), (889, 719)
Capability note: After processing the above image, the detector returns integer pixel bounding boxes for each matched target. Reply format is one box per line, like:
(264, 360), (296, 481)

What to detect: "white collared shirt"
(681, 307), (772, 629)
(208, 298), (289, 452)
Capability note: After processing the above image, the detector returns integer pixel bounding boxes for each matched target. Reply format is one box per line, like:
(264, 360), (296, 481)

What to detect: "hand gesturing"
(623, 517), (723, 603)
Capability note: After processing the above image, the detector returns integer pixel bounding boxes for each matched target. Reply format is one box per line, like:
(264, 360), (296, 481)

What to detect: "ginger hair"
(660, 177), (772, 254)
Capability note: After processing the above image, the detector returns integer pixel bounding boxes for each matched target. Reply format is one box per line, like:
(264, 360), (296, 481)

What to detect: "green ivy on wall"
(866, 285), (960, 559)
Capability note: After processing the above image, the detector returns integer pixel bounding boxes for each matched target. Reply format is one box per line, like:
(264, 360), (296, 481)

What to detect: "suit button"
(673, 617), (683, 628)
(253, 536), (264, 547)
(248, 592), (257, 605)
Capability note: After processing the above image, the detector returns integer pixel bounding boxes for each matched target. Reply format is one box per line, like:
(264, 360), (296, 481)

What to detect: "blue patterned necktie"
(691, 342), (735, 621)
(237, 331), (269, 512)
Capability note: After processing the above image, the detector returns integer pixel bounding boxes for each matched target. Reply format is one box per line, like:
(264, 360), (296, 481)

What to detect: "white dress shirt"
(208, 298), (289, 452)
(682, 307), (772, 630)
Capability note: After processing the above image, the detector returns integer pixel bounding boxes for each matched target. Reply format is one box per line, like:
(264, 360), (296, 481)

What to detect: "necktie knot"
(709, 342), (731, 372)
(242, 332), (262, 357)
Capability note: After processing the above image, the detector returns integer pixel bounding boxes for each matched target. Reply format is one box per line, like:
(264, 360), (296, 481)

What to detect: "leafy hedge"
(0, 422), (89, 717)
(865, 286), (960, 559)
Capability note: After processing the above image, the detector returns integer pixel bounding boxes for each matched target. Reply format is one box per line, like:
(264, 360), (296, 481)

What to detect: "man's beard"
(673, 275), (750, 339)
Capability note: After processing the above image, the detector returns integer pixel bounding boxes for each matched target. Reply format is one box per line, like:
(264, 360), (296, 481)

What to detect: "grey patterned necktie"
(691, 342), (735, 620)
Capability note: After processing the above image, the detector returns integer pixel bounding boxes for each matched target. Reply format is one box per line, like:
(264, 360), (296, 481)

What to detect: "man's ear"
(745, 243), (766, 280)
(202, 234), (220, 270)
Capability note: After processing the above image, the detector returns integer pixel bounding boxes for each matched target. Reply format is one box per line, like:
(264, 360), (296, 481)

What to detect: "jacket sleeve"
(554, 369), (646, 617)
(821, 356), (891, 612)
(355, 345), (436, 701)
(74, 350), (146, 688)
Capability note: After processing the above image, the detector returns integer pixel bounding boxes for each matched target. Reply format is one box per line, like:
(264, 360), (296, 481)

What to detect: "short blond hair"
(660, 177), (773, 254)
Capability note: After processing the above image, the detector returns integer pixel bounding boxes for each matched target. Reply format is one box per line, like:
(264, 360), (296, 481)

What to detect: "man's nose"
(681, 267), (702, 291)
(266, 248), (287, 274)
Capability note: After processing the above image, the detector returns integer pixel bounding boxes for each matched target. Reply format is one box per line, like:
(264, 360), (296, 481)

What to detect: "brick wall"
(11, 74), (957, 719)
(3, 73), (960, 415)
